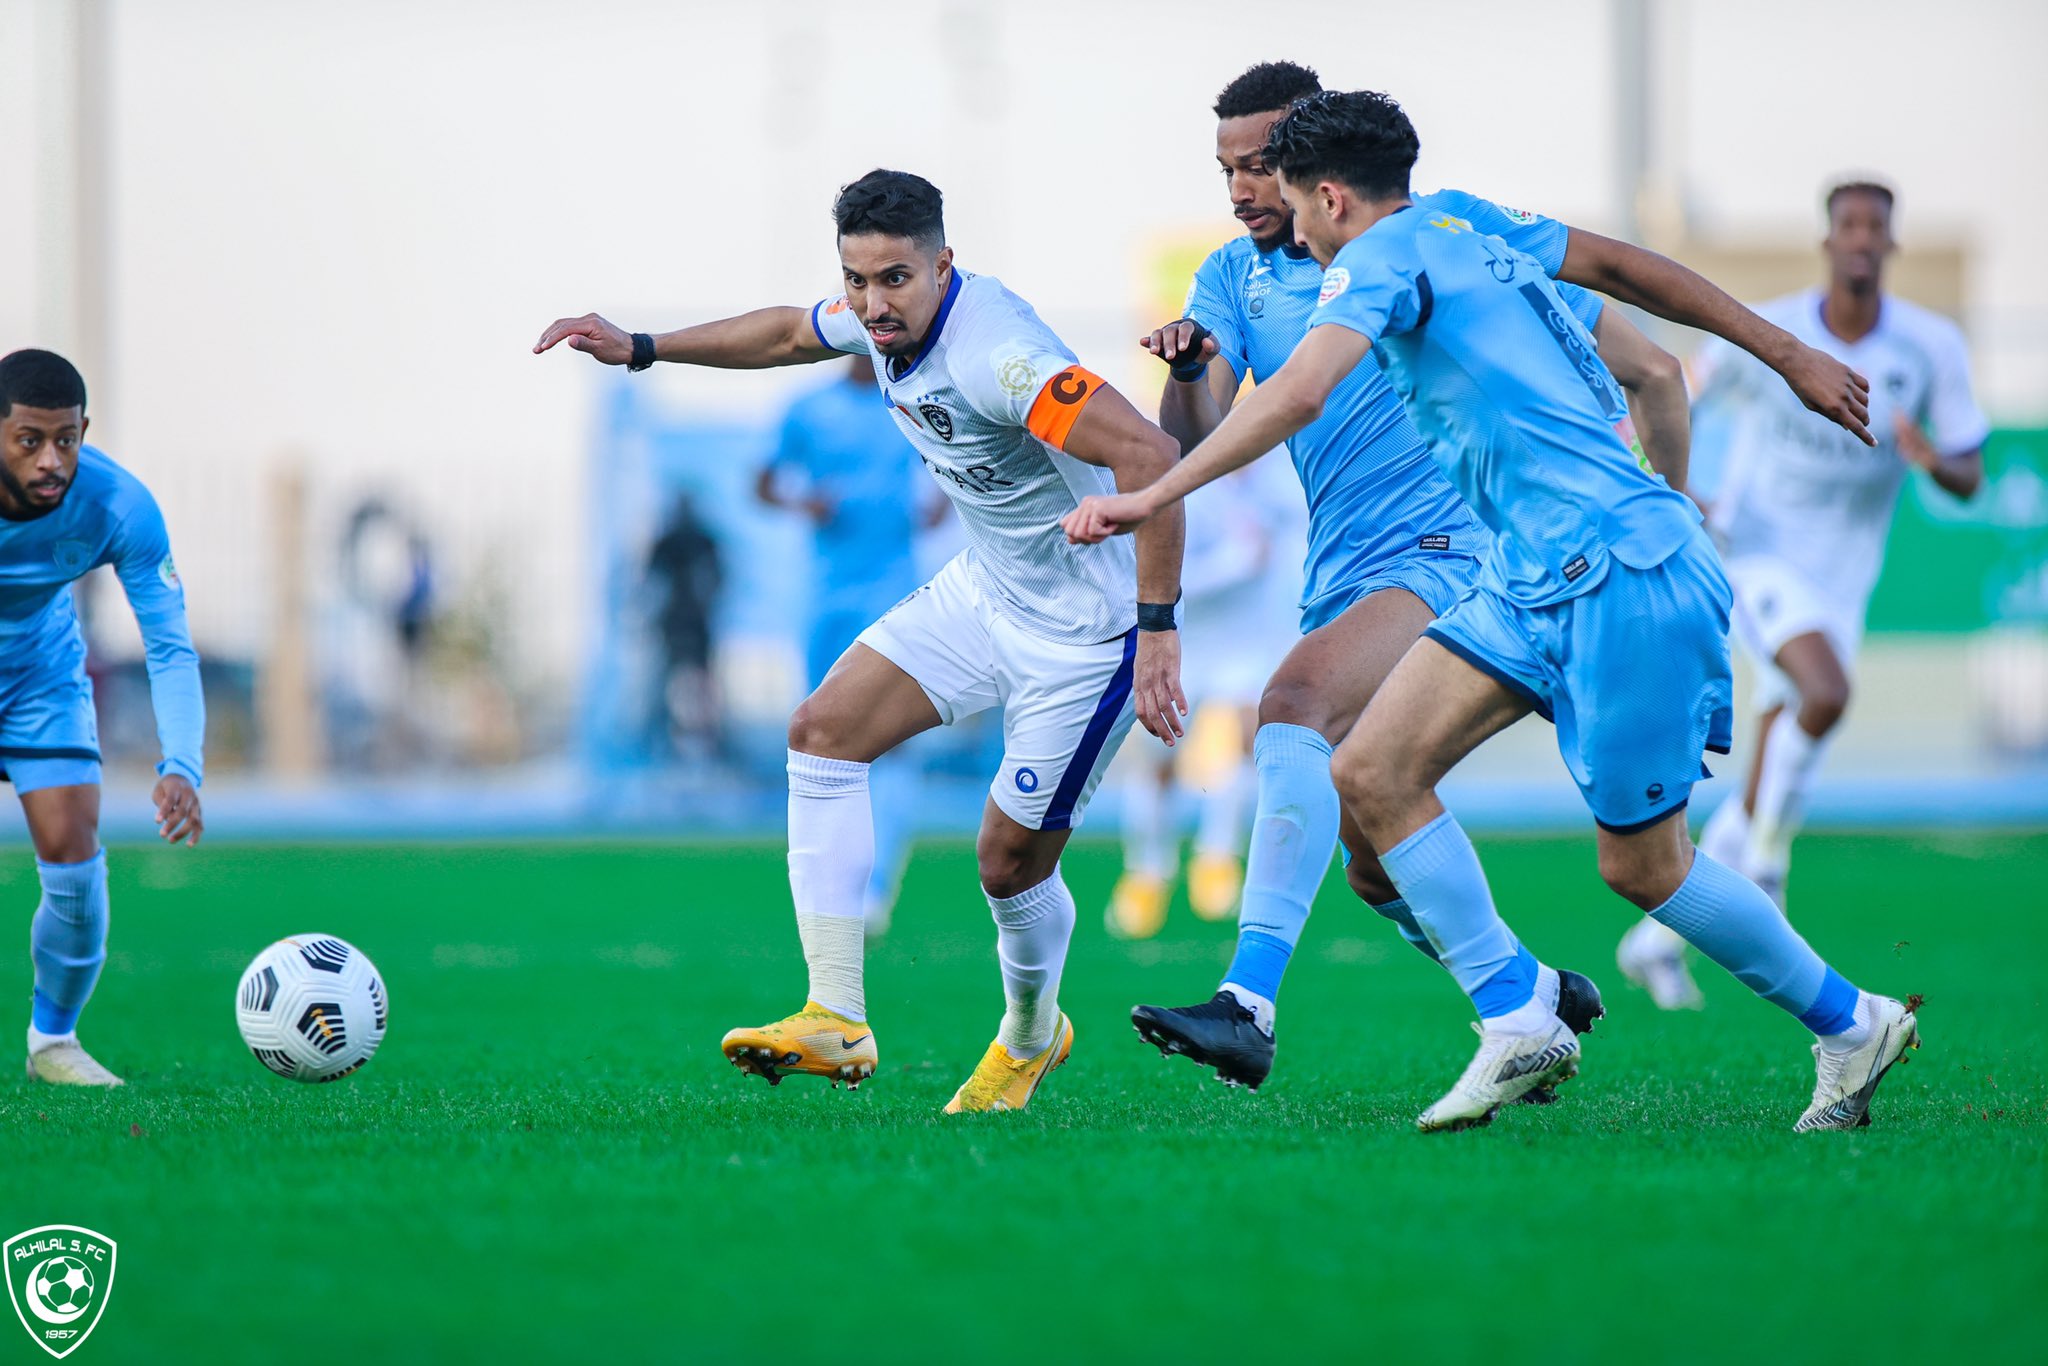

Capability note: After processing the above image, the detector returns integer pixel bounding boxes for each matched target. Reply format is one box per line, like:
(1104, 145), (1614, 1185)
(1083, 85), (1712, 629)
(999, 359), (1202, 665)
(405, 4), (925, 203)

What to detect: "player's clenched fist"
(1061, 491), (1160, 544)
(533, 313), (634, 365)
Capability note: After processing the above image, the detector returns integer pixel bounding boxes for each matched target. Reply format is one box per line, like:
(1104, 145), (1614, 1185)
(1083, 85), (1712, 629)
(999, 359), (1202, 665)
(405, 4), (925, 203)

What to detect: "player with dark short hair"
(1, 347), (206, 1087)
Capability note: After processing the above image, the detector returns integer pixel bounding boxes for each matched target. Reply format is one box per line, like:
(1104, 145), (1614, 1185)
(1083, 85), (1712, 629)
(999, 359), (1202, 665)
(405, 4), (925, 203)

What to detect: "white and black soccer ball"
(235, 935), (388, 1082)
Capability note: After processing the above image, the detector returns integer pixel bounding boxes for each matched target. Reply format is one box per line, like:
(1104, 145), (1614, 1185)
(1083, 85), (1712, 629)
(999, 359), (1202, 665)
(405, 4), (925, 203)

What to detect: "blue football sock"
(1650, 850), (1859, 1035)
(1220, 724), (1340, 1003)
(1367, 896), (1441, 963)
(30, 850), (110, 1036)
(1378, 810), (1536, 1018)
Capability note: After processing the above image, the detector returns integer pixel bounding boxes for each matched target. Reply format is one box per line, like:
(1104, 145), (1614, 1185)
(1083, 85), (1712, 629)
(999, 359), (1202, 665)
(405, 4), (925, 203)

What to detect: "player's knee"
(785, 694), (844, 755)
(1597, 844), (1685, 910)
(1257, 675), (1335, 736)
(1331, 745), (1395, 824)
(976, 836), (1052, 900)
(33, 826), (99, 866)
(1796, 681), (1850, 735)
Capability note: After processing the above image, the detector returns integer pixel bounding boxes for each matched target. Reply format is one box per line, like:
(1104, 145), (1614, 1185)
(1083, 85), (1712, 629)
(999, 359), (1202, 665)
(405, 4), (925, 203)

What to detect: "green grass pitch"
(1, 832), (2042, 1363)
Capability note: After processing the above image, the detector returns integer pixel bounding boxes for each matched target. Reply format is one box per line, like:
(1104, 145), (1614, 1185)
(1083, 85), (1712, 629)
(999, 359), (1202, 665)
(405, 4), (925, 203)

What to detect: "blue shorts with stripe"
(1299, 549), (1479, 635)
(0, 656), (104, 794)
(1423, 529), (1735, 834)
(854, 554), (1136, 832)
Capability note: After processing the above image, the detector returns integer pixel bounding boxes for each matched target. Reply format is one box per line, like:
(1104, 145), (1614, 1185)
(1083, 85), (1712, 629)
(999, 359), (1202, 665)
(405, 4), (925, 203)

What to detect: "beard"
(0, 461), (69, 517)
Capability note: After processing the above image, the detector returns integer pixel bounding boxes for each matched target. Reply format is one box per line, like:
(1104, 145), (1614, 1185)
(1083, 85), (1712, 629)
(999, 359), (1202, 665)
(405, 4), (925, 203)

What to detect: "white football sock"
(1484, 996), (1559, 1035)
(1698, 794), (1750, 871)
(1819, 991), (1877, 1052)
(1219, 982), (1276, 1035)
(787, 749), (872, 1021)
(1120, 772), (1176, 881)
(1747, 711), (1830, 876)
(988, 868), (1076, 1058)
(1195, 756), (1257, 859)
(1535, 961), (1561, 1013)
(27, 1025), (77, 1054)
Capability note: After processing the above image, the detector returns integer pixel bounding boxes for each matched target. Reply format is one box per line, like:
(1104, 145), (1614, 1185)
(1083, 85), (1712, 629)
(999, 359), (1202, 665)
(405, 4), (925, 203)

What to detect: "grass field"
(1, 831), (2043, 1364)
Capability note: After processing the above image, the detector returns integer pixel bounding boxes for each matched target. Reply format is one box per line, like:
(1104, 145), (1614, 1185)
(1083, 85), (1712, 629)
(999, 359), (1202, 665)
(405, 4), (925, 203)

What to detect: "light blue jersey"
(0, 446), (204, 786)
(1310, 204), (1698, 608)
(766, 376), (924, 687)
(1185, 189), (1603, 629)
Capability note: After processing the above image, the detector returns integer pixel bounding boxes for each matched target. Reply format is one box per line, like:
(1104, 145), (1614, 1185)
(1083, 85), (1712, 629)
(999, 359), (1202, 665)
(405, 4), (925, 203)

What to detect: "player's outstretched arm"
(1063, 323), (1369, 545)
(1057, 384), (1190, 744)
(1142, 319), (1241, 450)
(110, 494), (206, 846)
(1595, 309), (1691, 492)
(533, 307), (838, 369)
(1559, 230), (1874, 446)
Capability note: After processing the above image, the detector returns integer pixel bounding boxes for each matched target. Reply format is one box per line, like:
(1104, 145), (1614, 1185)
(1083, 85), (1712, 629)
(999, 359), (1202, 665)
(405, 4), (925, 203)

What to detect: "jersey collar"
(887, 268), (964, 383)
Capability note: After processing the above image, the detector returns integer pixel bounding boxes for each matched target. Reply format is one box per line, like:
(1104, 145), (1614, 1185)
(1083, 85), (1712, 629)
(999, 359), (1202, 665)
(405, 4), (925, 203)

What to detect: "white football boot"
(27, 1037), (126, 1087)
(1795, 994), (1920, 1132)
(1416, 1018), (1580, 1133)
(1617, 917), (1706, 1011)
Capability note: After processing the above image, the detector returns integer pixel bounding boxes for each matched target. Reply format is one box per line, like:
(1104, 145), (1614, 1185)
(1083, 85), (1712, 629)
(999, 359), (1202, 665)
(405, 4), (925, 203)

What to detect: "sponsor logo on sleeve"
(1500, 206), (1540, 224)
(824, 296), (851, 315)
(1317, 267), (1350, 305)
(158, 555), (181, 590)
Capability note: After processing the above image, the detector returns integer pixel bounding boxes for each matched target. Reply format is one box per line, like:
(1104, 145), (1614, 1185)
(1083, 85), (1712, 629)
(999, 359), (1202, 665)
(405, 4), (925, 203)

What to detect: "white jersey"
(1701, 289), (1989, 607)
(810, 271), (1137, 646)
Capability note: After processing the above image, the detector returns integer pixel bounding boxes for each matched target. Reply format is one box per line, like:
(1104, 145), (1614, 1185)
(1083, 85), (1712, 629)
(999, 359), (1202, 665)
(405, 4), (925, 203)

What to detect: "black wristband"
(1136, 599), (1180, 632)
(1159, 319), (1211, 382)
(628, 332), (656, 372)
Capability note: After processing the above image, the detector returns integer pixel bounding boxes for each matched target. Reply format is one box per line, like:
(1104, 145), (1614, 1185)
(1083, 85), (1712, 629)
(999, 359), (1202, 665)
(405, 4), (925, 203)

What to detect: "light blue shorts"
(0, 659), (103, 794)
(1424, 532), (1735, 833)
(1299, 550), (1479, 635)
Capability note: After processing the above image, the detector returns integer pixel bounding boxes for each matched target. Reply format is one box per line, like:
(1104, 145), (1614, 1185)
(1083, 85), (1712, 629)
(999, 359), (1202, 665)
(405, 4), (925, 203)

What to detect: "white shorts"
(1181, 576), (1295, 707)
(857, 555), (1138, 831)
(1725, 554), (1866, 713)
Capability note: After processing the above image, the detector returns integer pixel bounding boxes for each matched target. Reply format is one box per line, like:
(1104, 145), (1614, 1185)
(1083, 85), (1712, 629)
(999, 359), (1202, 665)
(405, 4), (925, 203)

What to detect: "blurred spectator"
(645, 491), (725, 763)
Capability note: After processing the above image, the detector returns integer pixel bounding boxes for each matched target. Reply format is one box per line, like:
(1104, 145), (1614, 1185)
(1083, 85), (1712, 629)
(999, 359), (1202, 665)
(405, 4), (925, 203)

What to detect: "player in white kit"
(1107, 456), (1305, 937)
(1619, 181), (1987, 1007)
(537, 171), (1185, 1110)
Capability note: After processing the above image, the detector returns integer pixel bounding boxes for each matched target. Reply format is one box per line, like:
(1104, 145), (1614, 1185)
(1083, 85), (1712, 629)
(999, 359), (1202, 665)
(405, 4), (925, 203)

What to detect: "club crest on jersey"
(917, 403), (955, 442)
(52, 541), (92, 577)
(1317, 267), (1351, 305)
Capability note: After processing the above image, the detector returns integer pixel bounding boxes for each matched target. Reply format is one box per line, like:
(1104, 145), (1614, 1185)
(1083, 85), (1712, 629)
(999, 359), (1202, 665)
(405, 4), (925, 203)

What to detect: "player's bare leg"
(20, 782), (123, 1087)
(721, 645), (939, 1089)
(946, 802), (1077, 1113)
(1744, 631), (1851, 907)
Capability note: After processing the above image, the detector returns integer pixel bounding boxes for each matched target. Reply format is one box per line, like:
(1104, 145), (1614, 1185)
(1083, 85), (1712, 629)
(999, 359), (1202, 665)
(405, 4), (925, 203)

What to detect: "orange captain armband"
(1025, 365), (1105, 450)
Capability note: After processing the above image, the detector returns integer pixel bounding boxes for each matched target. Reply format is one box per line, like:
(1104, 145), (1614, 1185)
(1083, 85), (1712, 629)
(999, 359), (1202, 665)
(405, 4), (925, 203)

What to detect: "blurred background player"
(755, 354), (939, 935)
(1127, 61), (1699, 1089)
(1620, 180), (1989, 1007)
(1107, 456), (1304, 938)
(0, 349), (205, 1087)
(538, 170), (1186, 1113)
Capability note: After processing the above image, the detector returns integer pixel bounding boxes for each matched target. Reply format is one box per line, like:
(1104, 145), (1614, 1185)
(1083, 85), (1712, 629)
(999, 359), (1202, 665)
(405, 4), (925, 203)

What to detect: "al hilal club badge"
(7, 1227), (116, 1359)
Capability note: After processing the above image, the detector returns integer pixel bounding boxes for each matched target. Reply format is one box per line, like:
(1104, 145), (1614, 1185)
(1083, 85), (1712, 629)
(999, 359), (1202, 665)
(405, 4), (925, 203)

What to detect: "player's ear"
(935, 245), (954, 279)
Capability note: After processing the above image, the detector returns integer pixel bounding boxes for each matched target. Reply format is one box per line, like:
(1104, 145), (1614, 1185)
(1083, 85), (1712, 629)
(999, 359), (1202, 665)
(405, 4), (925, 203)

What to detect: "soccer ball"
(33, 1257), (94, 1315)
(235, 935), (388, 1082)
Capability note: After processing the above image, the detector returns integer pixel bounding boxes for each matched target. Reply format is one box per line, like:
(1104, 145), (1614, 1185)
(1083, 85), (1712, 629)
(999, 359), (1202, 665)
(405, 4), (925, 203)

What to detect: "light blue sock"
(1651, 851), (1859, 1034)
(30, 850), (110, 1036)
(1378, 810), (1536, 1018)
(1368, 896), (1441, 963)
(1220, 724), (1340, 1002)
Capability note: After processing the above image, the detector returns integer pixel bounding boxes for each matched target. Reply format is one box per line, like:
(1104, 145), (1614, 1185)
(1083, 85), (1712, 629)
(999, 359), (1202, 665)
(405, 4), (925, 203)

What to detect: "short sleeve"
(808, 296), (872, 354)
(1184, 250), (1249, 380)
(1922, 320), (1991, 455)
(1307, 236), (1424, 343)
(1558, 281), (1604, 333)
(1419, 188), (1572, 276)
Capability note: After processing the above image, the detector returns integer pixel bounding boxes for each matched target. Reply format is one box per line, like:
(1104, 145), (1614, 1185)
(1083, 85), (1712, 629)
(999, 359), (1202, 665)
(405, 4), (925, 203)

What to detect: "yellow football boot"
(1106, 873), (1169, 940)
(720, 1002), (878, 1089)
(944, 1014), (1075, 1113)
(1188, 852), (1244, 921)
